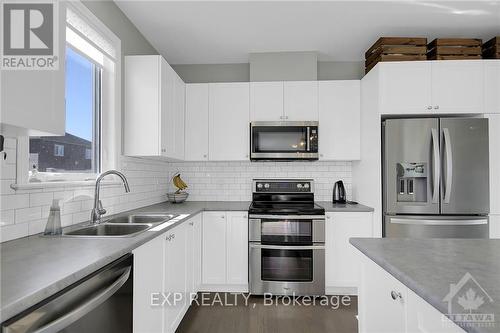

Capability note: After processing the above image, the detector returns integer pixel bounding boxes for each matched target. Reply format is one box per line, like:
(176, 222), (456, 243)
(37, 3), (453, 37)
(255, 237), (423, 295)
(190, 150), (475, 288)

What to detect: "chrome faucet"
(90, 170), (130, 224)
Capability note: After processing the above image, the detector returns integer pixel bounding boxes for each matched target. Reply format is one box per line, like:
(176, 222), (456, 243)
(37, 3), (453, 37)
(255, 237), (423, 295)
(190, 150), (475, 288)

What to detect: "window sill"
(11, 180), (123, 191)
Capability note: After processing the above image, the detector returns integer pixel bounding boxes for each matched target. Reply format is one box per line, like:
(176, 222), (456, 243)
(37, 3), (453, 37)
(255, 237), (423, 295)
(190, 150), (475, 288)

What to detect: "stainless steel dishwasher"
(2, 254), (133, 333)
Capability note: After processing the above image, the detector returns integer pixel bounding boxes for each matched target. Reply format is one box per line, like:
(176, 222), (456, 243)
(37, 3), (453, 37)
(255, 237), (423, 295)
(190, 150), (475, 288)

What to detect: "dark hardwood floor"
(177, 294), (358, 333)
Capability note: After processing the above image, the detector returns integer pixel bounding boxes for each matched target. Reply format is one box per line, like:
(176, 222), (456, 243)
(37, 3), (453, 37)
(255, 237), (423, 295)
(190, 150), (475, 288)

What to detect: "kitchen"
(0, 1), (499, 333)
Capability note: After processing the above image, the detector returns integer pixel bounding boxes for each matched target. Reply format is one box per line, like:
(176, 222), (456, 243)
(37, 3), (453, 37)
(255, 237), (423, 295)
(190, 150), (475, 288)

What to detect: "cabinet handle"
(279, 116), (284, 120)
(327, 216), (331, 219)
(245, 155), (249, 158)
(221, 216), (225, 219)
(166, 233), (175, 241)
(427, 106), (432, 110)
(189, 222), (194, 226)
(434, 105), (439, 110)
(391, 291), (402, 301)
(285, 116), (289, 119)
(203, 154), (207, 158)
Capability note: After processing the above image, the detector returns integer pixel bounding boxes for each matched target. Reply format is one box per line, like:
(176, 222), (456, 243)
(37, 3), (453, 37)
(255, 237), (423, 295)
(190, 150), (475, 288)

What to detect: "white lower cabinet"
(133, 235), (165, 333)
(164, 223), (187, 333)
(359, 256), (465, 333)
(202, 211), (248, 291)
(133, 214), (202, 333)
(490, 215), (500, 239)
(325, 212), (373, 294)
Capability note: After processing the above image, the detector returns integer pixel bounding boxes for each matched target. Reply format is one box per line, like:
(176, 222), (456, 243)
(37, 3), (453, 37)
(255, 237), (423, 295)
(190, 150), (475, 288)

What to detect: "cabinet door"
(359, 257), (407, 333)
(202, 212), (227, 285)
(133, 236), (164, 333)
(407, 288), (466, 333)
(185, 84), (209, 161)
(161, 59), (175, 158)
(490, 215), (500, 239)
(162, 63), (185, 160)
(326, 212), (373, 292)
(174, 73), (186, 159)
(125, 55), (162, 156)
(380, 62), (432, 115)
(0, 2), (66, 137)
(186, 218), (195, 299)
(193, 213), (203, 292)
(318, 81), (361, 160)
(226, 212), (248, 286)
(431, 60), (483, 114)
(164, 224), (187, 333)
(487, 114), (500, 214)
(283, 81), (318, 120)
(484, 60), (500, 114)
(250, 82), (284, 121)
(209, 83), (250, 161)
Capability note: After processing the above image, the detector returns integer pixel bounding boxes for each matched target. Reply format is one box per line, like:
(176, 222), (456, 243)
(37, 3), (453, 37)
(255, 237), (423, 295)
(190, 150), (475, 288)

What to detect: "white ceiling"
(115, 1), (500, 64)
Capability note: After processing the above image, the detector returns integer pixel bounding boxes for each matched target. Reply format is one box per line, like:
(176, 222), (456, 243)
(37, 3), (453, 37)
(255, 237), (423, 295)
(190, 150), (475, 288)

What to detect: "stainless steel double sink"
(62, 213), (179, 238)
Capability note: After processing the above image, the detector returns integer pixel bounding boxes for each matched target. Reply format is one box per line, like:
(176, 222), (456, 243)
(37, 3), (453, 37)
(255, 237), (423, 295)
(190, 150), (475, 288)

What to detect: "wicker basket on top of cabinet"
(427, 38), (482, 60)
(365, 37), (427, 74)
(483, 36), (500, 59)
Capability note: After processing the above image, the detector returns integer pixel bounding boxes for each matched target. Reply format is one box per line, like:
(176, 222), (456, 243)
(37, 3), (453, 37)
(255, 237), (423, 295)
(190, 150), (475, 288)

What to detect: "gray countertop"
(316, 201), (374, 212)
(350, 238), (500, 333)
(0, 200), (372, 322)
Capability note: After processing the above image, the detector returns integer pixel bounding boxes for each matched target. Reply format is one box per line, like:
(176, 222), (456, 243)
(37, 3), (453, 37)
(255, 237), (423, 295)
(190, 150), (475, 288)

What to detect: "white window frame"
(14, 1), (122, 188)
(54, 144), (65, 157)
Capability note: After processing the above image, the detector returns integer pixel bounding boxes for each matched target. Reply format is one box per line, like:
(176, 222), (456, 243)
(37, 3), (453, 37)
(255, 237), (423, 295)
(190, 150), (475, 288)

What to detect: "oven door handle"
(31, 266), (131, 333)
(249, 215), (325, 220)
(249, 243), (325, 250)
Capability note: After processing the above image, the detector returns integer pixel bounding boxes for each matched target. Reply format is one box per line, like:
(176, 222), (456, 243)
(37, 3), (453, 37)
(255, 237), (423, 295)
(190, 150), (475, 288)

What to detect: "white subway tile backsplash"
(15, 206), (42, 223)
(167, 161), (352, 202)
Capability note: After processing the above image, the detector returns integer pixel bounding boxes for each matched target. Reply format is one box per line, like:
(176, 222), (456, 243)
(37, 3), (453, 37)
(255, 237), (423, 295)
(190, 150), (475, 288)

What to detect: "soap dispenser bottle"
(44, 199), (62, 235)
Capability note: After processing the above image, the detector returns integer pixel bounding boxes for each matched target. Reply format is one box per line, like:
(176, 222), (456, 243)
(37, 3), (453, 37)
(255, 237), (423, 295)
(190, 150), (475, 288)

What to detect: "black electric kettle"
(332, 180), (346, 204)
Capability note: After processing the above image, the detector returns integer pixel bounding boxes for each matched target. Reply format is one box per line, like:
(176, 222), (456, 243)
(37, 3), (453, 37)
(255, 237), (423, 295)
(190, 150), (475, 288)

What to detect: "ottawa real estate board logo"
(1, 1), (59, 70)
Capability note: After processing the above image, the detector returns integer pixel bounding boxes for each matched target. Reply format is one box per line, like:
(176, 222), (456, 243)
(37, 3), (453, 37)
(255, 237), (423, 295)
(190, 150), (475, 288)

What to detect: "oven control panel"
(254, 180), (313, 193)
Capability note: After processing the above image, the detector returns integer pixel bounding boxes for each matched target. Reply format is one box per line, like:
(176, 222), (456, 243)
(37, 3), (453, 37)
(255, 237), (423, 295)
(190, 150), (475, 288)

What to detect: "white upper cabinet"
(379, 60), (485, 115)
(209, 83), (250, 161)
(0, 2), (66, 137)
(379, 62), (432, 115)
(431, 60), (483, 114)
(484, 60), (500, 114)
(318, 81), (361, 160)
(124, 55), (185, 159)
(284, 81), (319, 121)
(250, 82), (284, 121)
(185, 84), (209, 161)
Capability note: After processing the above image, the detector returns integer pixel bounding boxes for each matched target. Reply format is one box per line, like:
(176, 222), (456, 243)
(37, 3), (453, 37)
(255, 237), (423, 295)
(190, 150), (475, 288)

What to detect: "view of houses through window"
(29, 46), (101, 174)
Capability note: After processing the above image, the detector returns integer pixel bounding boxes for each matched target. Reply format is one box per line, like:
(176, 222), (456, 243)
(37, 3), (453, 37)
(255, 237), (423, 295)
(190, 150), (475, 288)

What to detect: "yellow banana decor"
(172, 173), (188, 193)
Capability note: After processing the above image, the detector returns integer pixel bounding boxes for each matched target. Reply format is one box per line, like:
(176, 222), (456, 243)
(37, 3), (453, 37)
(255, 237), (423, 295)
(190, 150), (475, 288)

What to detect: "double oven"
(248, 179), (325, 295)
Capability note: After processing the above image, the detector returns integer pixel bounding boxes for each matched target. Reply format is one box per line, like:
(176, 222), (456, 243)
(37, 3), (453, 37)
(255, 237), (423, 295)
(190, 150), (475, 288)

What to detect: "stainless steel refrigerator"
(383, 117), (489, 238)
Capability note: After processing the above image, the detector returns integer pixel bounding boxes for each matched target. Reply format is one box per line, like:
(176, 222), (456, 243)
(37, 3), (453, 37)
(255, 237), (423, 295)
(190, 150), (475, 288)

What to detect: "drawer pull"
(391, 291), (402, 301)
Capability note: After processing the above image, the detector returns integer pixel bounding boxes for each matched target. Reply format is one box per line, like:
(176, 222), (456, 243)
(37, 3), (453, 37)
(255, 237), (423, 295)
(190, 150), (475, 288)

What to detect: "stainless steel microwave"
(250, 121), (319, 161)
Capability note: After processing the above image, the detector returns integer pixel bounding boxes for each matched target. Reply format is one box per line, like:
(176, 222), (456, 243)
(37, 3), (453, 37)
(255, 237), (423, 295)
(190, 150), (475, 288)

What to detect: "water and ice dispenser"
(396, 162), (427, 202)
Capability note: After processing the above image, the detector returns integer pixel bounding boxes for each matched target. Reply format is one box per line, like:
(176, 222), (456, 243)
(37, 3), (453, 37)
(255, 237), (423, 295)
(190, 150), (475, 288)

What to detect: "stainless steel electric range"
(248, 179), (325, 296)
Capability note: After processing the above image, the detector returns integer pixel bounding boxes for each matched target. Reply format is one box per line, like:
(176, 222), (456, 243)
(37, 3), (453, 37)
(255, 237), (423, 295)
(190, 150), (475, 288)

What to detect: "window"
(16, 2), (122, 186)
(54, 144), (65, 157)
(29, 46), (101, 174)
(85, 148), (92, 160)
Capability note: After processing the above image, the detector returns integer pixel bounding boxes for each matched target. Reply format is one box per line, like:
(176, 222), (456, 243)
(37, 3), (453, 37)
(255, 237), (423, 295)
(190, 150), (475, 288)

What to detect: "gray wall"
(173, 61), (364, 83)
(249, 51), (317, 81)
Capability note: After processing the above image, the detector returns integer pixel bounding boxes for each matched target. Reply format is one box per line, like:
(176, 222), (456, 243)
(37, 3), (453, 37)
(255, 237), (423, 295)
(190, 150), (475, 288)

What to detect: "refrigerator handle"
(443, 128), (453, 204)
(431, 128), (440, 204)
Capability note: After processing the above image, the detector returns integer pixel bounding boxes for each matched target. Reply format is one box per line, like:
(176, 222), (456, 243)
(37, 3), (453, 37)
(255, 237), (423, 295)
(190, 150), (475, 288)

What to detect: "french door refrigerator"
(383, 117), (489, 238)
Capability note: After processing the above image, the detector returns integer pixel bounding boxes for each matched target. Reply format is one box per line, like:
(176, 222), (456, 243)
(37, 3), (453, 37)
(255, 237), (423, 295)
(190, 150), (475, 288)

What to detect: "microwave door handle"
(306, 127), (310, 151)
(32, 267), (131, 333)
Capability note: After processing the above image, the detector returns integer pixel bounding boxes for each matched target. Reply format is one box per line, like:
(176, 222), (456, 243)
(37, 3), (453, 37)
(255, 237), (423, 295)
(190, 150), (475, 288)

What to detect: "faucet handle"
(97, 200), (106, 215)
